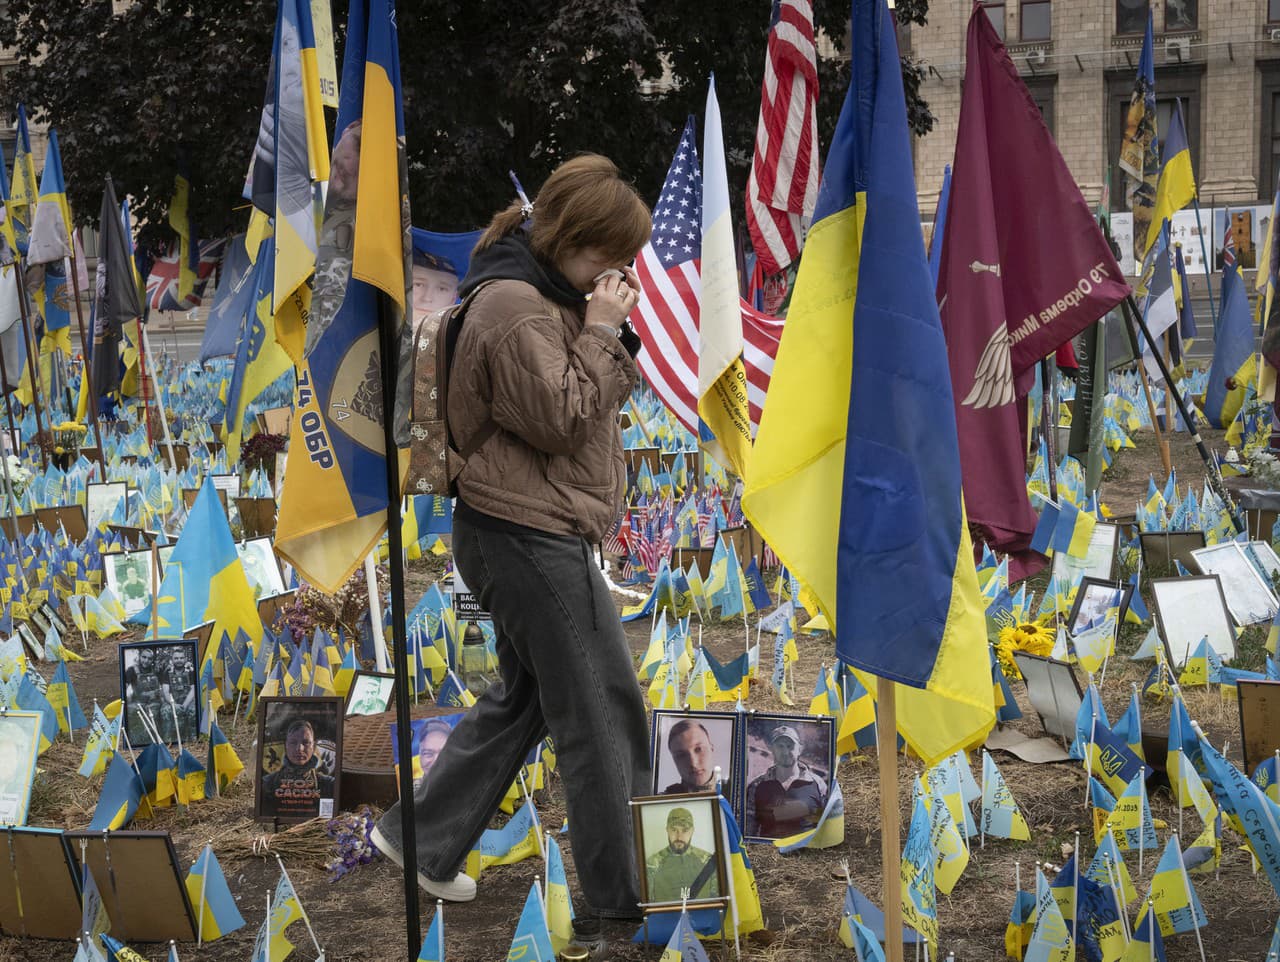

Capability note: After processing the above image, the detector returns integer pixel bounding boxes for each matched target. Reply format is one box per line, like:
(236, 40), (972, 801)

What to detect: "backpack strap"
(443, 281), (500, 482)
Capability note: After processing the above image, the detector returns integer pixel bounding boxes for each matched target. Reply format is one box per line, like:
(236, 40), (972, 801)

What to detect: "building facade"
(909, 0), (1280, 274)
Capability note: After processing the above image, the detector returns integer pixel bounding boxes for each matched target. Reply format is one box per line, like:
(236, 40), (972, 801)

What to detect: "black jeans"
(377, 514), (651, 917)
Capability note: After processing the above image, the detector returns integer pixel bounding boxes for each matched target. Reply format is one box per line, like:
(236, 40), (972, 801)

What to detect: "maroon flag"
(938, 5), (1129, 568)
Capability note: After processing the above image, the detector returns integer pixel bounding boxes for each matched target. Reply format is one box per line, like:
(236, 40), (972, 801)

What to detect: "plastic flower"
(994, 620), (1055, 679)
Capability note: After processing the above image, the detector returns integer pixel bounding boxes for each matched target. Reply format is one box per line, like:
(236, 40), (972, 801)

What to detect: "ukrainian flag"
(150, 477), (263, 662)
(742, 0), (994, 767)
(1145, 99), (1196, 255)
(275, 0), (411, 593)
(184, 844), (246, 941)
(1204, 262), (1256, 427)
(28, 129), (72, 269)
(8, 104), (37, 254)
(169, 171), (197, 302)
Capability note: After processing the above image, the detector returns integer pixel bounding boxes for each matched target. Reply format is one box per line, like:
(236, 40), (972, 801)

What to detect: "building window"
(1020, 0), (1051, 41)
(1262, 67), (1280, 197)
(1271, 0), (1280, 23)
(1165, 0), (1196, 31)
(1106, 66), (1203, 208)
(1025, 77), (1056, 136)
(1115, 0), (1146, 35)
(982, 1), (1005, 39)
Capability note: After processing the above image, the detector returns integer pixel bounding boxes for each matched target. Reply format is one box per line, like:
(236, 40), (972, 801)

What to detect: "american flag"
(1222, 211), (1236, 270)
(632, 120), (784, 438)
(744, 0), (820, 278)
(145, 238), (225, 312)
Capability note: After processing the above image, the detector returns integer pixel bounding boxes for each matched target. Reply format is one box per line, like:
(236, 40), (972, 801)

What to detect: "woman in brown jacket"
(373, 155), (653, 936)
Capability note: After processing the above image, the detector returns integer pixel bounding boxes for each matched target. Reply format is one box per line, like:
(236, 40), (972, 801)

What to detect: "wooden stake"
(877, 676), (903, 962)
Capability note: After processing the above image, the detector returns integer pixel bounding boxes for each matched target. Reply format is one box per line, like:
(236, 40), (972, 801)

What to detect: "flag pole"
(375, 289), (422, 959)
(876, 676), (904, 962)
(67, 241), (108, 476)
(1118, 295), (1171, 477)
(1123, 292), (1245, 533)
(1189, 197), (1217, 330)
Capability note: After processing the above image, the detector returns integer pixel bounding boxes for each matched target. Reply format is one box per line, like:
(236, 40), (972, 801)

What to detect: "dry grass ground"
(0, 422), (1275, 961)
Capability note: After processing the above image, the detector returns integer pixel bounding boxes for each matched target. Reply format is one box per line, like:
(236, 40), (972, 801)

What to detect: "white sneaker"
(371, 825), (477, 902)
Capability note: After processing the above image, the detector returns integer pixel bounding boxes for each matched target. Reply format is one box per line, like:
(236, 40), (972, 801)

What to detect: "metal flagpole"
(877, 678), (904, 962)
(66, 244), (107, 476)
(375, 289), (421, 959)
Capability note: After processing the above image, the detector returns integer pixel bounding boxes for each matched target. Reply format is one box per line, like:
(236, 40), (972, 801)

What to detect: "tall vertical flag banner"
(631, 121), (785, 437)
(745, 0), (820, 278)
(169, 171), (199, 303)
(698, 78), (752, 479)
(27, 130), (72, 267)
(8, 104), (37, 255)
(743, 0), (994, 766)
(91, 178), (144, 397)
(937, 6), (1127, 571)
(1146, 99), (1195, 255)
(1118, 10), (1158, 264)
(247, 0), (331, 365)
(224, 239), (294, 462)
(274, 0), (412, 593)
(1204, 262), (1255, 427)
(1258, 169), (1280, 401)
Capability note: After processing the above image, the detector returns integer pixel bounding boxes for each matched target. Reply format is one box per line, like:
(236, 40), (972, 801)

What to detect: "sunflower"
(994, 620), (1055, 679)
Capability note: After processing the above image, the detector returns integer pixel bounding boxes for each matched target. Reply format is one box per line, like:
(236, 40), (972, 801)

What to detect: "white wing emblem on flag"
(961, 326), (1015, 409)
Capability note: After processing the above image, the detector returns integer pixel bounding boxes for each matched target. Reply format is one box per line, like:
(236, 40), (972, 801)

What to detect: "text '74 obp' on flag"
(274, 0), (412, 593)
(742, 0), (994, 767)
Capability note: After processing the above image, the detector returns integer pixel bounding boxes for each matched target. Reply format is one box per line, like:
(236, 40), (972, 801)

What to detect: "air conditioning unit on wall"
(1165, 36), (1191, 60)
(1026, 49), (1046, 66)
(1271, 27), (1280, 42)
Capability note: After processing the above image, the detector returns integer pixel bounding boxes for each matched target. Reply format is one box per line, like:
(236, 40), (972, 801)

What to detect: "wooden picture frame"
(255, 696), (344, 824)
(1238, 679), (1280, 776)
(66, 830), (197, 943)
(34, 505), (88, 544)
(0, 827), (82, 938)
(1138, 530), (1206, 576)
(632, 792), (729, 909)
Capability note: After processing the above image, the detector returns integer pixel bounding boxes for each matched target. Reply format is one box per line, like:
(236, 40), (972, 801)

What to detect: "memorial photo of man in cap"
(640, 802), (722, 905)
(742, 718), (832, 840)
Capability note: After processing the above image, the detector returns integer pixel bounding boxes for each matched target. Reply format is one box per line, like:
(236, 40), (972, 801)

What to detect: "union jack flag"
(744, 0), (820, 277)
(145, 238), (225, 312)
(1222, 211), (1236, 270)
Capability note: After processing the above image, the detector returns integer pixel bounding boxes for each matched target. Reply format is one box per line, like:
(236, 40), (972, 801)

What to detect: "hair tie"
(520, 201), (534, 218)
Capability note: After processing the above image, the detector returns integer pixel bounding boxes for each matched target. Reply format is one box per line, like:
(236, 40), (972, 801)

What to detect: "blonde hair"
(476, 155), (652, 267)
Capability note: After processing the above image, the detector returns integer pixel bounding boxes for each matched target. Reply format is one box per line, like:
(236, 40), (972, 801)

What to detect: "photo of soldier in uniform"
(651, 710), (737, 797)
(633, 794), (726, 908)
(255, 697), (343, 823)
(741, 715), (834, 841)
(0, 712), (40, 826)
(235, 537), (286, 600)
(104, 550), (156, 618)
(119, 640), (200, 748)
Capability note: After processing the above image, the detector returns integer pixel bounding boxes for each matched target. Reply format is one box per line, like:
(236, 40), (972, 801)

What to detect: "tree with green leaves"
(0, 0), (931, 251)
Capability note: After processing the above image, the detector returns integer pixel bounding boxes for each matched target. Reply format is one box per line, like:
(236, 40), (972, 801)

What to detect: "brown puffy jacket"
(447, 279), (637, 542)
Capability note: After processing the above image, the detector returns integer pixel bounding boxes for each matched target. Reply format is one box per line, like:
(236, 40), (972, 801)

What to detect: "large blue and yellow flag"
(246, 0), (330, 365)
(1146, 98), (1195, 255)
(169, 170), (198, 303)
(223, 237), (294, 462)
(275, 0), (411, 593)
(8, 104), (37, 255)
(149, 477), (263, 661)
(28, 129), (72, 267)
(1204, 262), (1256, 428)
(741, 0), (993, 767)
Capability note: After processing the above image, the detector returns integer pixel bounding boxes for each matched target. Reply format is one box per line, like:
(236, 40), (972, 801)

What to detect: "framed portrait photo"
(390, 712), (467, 793)
(210, 474), (242, 498)
(255, 696), (343, 824)
(633, 793), (728, 909)
(86, 481), (128, 531)
(0, 711), (42, 826)
(739, 713), (835, 842)
(236, 537), (286, 601)
(104, 549), (156, 619)
(1065, 577), (1130, 636)
(1050, 522), (1119, 586)
(650, 710), (738, 799)
(345, 671), (396, 716)
(119, 640), (200, 748)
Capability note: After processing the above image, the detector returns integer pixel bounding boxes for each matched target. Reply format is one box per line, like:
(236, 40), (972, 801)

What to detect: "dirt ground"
(0, 416), (1276, 961)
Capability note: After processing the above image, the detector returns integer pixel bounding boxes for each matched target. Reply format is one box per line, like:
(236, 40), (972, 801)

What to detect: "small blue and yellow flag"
(184, 844), (245, 941)
(507, 881), (554, 962)
(658, 909), (711, 962)
(417, 902), (444, 962)
(87, 753), (144, 832)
